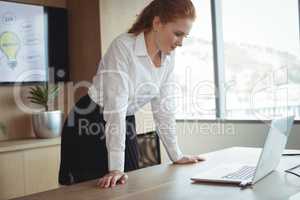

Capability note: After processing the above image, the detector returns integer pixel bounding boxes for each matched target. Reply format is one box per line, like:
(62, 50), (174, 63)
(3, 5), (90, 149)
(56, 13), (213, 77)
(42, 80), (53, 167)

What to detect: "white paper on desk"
(289, 192), (300, 200)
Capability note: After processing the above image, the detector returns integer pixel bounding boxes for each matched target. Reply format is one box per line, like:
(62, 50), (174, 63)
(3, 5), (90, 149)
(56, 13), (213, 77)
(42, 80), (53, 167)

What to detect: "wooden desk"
(13, 147), (300, 200)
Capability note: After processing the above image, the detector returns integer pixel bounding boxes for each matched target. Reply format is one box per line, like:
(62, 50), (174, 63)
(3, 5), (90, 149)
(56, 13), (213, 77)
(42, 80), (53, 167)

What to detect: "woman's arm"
(102, 39), (130, 172)
(151, 55), (205, 164)
(150, 55), (184, 162)
(97, 38), (131, 188)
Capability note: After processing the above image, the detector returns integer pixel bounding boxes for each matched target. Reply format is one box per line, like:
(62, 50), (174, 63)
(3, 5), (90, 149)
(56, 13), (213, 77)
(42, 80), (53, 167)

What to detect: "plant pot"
(32, 110), (64, 139)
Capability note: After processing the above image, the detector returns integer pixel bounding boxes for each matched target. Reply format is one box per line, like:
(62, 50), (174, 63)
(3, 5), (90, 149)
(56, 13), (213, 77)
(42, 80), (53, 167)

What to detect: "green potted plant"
(28, 84), (63, 138)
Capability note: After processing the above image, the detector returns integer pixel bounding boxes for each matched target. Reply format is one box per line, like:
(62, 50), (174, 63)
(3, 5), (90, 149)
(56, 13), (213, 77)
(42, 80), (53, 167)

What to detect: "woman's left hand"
(173, 155), (206, 164)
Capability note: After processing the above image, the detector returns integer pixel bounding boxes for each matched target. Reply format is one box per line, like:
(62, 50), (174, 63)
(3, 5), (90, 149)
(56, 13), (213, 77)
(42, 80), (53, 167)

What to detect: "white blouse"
(88, 32), (183, 172)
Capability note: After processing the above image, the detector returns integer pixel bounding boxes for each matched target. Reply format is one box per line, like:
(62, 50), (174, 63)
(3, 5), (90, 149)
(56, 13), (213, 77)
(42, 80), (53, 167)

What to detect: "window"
(174, 0), (300, 120)
(223, 0), (300, 120)
(174, 0), (216, 119)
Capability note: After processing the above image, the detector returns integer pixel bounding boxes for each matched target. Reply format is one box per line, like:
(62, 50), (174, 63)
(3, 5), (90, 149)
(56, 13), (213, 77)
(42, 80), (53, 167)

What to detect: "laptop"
(191, 115), (295, 187)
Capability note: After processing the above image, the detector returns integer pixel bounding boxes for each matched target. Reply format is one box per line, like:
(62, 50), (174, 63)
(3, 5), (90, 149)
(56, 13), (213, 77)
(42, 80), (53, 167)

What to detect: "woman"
(59, 0), (205, 189)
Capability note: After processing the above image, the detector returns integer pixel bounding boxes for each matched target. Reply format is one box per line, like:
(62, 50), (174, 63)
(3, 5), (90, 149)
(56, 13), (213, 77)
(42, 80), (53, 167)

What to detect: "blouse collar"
(134, 32), (170, 67)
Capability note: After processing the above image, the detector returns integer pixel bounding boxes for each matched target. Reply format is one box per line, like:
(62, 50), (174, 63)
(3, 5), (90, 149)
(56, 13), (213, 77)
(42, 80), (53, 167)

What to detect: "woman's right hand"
(97, 170), (128, 188)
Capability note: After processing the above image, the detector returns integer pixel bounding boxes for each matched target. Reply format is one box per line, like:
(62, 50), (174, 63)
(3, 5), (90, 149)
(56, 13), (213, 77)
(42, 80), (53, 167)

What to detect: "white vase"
(32, 110), (64, 138)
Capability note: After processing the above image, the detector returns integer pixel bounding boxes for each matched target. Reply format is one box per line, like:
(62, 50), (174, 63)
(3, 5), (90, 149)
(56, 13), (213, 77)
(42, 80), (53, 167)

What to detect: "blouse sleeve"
(150, 54), (183, 162)
(101, 39), (131, 172)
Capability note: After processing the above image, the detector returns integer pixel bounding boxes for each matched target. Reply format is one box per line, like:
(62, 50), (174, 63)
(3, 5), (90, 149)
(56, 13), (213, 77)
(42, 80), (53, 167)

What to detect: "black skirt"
(59, 94), (139, 185)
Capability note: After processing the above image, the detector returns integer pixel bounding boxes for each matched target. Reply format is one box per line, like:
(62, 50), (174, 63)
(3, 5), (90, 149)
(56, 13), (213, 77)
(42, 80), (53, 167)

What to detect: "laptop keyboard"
(222, 166), (256, 180)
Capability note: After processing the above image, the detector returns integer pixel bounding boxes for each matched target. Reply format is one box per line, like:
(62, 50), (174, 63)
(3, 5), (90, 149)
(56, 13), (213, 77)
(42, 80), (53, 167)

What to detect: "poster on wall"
(0, 1), (47, 83)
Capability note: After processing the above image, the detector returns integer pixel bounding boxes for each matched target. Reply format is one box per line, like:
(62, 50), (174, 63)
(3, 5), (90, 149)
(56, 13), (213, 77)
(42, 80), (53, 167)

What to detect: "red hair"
(128, 0), (196, 36)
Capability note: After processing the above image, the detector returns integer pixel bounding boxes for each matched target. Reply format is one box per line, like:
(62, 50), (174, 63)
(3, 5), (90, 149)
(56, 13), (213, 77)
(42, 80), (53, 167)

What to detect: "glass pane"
(174, 0), (216, 119)
(222, 0), (300, 120)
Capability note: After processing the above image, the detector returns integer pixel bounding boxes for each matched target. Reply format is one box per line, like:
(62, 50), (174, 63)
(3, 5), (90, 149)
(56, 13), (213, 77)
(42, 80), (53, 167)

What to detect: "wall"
(67, 0), (101, 100)
(99, 0), (300, 164)
(100, 0), (149, 52)
(176, 121), (300, 153)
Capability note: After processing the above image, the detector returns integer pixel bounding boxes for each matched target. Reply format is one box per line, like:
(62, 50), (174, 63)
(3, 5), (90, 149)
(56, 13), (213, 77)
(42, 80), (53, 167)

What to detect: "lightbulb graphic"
(0, 31), (21, 69)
